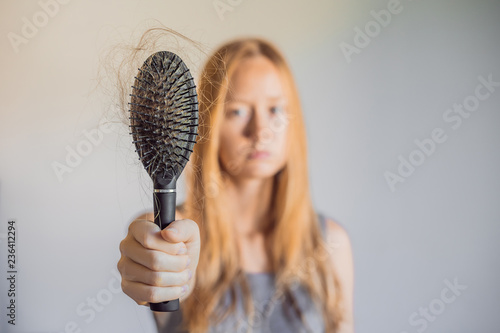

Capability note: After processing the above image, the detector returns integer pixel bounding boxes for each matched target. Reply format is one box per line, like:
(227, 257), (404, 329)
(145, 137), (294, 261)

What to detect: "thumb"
(160, 219), (198, 244)
(160, 221), (182, 243)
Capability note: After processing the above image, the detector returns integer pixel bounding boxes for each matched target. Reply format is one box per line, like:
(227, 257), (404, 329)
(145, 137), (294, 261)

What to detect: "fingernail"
(188, 269), (192, 280)
(177, 246), (187, 255)
(186, 257), (191, 268)
(181, 284), (189, 294)
(167, 227), (178, 235)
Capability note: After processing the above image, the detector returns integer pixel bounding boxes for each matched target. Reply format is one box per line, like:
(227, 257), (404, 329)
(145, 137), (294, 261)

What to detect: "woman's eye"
(270, 106), (284, 114)
(230, 108), (248, 117)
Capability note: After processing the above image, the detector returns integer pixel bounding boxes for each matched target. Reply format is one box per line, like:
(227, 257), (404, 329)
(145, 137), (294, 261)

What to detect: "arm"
(325, 218), (355, 333)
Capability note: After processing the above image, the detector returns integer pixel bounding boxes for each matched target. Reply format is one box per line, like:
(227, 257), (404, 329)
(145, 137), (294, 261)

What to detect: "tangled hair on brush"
(102, 21), (345, 333)
(96, 20), (208, 127)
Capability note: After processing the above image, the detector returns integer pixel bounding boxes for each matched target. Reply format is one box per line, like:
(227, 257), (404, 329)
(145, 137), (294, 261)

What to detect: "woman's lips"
(248, 150), (270, 159)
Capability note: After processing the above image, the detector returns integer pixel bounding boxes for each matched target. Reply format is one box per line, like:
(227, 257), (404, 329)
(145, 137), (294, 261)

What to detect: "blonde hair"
(104, 22), (345, 332)
(179, 37), (345, 332)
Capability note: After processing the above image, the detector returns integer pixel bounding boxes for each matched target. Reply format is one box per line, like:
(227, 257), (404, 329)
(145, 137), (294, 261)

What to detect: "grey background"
(0, 0), (499, 332)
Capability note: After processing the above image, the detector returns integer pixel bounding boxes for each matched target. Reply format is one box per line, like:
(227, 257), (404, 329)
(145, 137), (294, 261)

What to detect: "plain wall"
(1, 0), (499, 332)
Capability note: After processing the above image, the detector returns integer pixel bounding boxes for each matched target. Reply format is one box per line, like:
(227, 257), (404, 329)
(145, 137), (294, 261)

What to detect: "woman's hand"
(117, 213), (200, 306)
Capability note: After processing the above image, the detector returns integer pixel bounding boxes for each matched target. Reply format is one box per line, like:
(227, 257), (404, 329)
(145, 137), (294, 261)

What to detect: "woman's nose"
(246, 107), (271, 144)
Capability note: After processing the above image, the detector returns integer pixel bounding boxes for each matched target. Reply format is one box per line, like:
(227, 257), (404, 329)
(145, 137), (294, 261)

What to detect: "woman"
(118, 36), (355, 333)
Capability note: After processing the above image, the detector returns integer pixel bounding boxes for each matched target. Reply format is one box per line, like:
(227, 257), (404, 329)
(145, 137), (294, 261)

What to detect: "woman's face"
(218, 55), (289, 180)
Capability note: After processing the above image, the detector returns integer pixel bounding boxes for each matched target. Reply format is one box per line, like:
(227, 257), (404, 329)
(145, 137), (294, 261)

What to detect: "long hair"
(179, 37), (346, 332)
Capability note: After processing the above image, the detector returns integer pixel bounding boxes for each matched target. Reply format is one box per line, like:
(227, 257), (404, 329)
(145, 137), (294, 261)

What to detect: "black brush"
(129, 50), (198, 312)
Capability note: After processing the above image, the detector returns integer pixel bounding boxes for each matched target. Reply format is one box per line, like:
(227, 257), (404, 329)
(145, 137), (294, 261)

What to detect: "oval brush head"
(129, 50), (198, 185)
(128, 51), (199, 312)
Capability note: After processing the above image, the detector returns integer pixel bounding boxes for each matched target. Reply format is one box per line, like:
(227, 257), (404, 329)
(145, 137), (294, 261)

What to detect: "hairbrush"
(129, 50), (198, 312)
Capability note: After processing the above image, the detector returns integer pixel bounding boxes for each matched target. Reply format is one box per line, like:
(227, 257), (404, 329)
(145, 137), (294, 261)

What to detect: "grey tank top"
(159, 213), (329, 333)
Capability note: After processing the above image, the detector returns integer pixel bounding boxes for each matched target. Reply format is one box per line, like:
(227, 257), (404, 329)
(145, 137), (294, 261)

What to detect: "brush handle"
(150, 182), (179, 312)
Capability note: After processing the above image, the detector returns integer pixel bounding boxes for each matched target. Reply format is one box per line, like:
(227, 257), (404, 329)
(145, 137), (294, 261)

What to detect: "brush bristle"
(129, 51), (199, 182)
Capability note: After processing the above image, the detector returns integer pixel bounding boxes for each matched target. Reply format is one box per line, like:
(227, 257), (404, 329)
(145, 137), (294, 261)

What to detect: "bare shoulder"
(324, 217), (355, 332)
(324, 218), (352, 249)
(323, 217), (354, 284)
